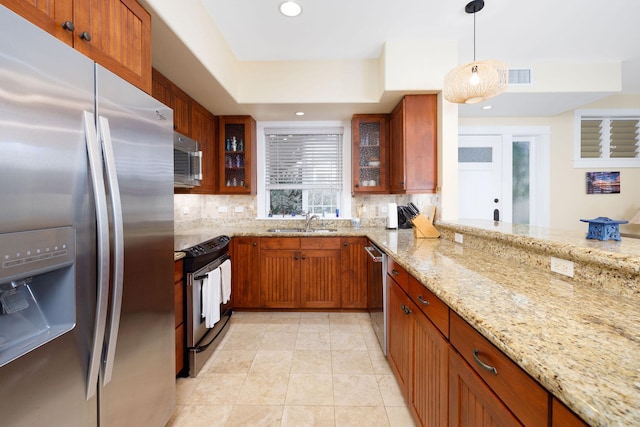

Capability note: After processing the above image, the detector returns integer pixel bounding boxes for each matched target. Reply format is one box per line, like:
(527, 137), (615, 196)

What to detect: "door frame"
(459, 126), (551, 227)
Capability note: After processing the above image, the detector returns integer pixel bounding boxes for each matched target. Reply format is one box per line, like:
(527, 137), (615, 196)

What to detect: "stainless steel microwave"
(174, 132), (202, 188)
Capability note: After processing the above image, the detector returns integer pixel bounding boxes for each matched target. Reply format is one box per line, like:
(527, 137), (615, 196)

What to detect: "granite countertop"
(174, 222), (640, 426)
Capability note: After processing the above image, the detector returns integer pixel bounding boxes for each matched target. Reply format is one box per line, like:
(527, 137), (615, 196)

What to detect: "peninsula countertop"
(174, 222), (640, 426)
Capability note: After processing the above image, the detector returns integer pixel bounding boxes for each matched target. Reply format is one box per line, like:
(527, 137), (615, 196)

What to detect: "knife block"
(411, 213), (440, 239)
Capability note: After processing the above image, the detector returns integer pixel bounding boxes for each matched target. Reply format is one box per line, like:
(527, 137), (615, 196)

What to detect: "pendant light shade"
(444, 0), (508, 104)
(444, 59), (508, 104)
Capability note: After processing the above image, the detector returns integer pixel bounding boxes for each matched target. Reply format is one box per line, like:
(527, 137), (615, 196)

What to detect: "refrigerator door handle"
(97, 116), (124, 386)
(83, 111), (111, 400)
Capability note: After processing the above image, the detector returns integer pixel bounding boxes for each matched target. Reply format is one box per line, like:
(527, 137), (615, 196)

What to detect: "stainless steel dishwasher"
(365, 242), (386, 355)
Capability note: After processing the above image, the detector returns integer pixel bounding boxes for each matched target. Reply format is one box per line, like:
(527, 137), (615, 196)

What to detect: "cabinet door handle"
(294, 255), (299, 260)
(61, 21), (75, 32)
(417, 295), (430, 306)
(301, 255), (306, 260)
(343, 242), (348, 247)
(472, 349), (498, 375)
(392, 269), (399, 276)
(401, 304), (411, 315)
(252, 242), (257, 247)
(79, 31), (92, 41)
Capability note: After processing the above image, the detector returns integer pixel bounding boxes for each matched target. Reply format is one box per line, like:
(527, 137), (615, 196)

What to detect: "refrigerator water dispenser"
(0, 227), (76, 367)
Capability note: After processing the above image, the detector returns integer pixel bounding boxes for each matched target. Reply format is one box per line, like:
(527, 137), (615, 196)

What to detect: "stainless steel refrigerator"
(0, 6), (175, 426)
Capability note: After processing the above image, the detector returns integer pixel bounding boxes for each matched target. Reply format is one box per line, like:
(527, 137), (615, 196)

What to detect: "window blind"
(610, 119), (639, 158)
(580, 117), (639, 159)
(264, 129), (343, 190)
(580, 119), (602, 158)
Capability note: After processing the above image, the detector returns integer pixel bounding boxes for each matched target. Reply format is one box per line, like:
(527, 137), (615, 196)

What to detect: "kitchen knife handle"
(83, 111), (110, 400)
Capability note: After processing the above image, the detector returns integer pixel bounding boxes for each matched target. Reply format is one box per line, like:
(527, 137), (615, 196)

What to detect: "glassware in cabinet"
(219, 116), (256, 194)
(352, 115), (388, 193)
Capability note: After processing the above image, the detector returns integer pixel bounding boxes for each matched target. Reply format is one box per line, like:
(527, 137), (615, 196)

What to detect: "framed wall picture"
(586, 171), (620, 194)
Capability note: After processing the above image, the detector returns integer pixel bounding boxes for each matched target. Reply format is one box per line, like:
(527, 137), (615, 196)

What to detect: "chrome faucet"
(305, 212), (319, 231)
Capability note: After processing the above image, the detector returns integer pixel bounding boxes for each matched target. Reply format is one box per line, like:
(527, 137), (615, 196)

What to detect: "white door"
(458, 135), (509, 222)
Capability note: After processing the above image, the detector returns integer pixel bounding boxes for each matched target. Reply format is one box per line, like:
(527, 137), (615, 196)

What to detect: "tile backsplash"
(174, 193), (440, 231)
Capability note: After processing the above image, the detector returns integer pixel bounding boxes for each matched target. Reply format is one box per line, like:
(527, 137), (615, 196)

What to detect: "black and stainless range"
(182, 235), (232, 377)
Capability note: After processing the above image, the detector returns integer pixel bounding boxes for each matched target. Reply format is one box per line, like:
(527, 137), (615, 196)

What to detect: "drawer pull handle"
(417, 295), (430, 306)
(392, 269), (399, 276)
(473, 348), (498, 375)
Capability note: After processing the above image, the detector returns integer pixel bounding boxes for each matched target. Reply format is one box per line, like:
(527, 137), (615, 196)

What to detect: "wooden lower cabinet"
(300, 247), (341, 308)
(387, 278), (413, 393)
(260, 248), (300, 308)
(387, 275), (449, 427)
(552, 398), (588, 427)
(450, 311), (548, 427)
(257, 237), (346, 309)
(341, 237), (368, 308)
(232, 237), (260, 308)
(412, 302), (448, 427)
(449, 349), (522, 427)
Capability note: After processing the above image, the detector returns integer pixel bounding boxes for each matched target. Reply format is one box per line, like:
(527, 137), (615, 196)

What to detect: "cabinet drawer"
(387, 258), (408, 292)
(300, 237), (341, 249)
(260, 237), (301, 250)
(174, 259), (183, 283)
(408, 276), (449, 337)
(450, 311), (548, 427)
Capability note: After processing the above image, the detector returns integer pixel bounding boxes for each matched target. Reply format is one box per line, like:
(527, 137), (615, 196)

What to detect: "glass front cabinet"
(351, 114), (389, 194)
(218, 116), (257, 194)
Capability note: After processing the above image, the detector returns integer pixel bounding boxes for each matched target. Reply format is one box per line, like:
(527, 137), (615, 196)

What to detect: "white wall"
(460, 94), (640, 233)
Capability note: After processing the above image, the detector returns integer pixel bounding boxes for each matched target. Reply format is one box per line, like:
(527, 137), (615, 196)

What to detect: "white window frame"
(574, 109), (640, 168)
(256, 121), (352, 219)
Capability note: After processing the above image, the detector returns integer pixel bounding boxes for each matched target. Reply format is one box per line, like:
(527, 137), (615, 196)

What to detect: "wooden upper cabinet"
(389, 94), (438, 194)
(218, 116), (257, 195)
(190, 101), (215, 194)
(352, 114), (389, 194)
(3, 0), (152, 92)
(2, 0), (74, 44)
(151, 68), (192, 135)
(172, 84), (192, 135)
(73, 0), (151, 93)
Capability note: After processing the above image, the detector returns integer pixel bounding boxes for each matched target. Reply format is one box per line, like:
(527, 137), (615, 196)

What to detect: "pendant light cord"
(473, 8), (476, 62)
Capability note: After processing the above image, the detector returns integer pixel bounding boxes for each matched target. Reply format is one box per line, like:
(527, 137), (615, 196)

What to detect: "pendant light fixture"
(444, 0), (508, 104)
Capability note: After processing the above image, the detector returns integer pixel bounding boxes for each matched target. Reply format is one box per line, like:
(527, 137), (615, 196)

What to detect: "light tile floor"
(168, 311), (416, 427)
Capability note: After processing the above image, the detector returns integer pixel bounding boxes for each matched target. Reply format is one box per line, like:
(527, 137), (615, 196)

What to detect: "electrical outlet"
(454, 233), (464, 244)
(234, 206), (244, 213)
(550, 257), (574, 278)
(218, 206), (228, 213)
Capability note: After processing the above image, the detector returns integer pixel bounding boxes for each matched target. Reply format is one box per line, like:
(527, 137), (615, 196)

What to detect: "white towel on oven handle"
(202, 268), (221, 328)
(220, 259), (231, 304)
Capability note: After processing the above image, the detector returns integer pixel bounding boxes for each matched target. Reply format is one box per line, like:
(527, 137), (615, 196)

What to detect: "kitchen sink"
(266, 228), (338, 233)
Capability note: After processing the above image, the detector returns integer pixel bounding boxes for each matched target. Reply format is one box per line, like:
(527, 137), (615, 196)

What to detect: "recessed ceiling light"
(295, 111), (305, 116)
(482, 105), (492, 110)
(280, 1), (302, 17)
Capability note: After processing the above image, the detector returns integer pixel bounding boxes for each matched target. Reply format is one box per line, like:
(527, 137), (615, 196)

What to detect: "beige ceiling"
(140, 0), (640, 120)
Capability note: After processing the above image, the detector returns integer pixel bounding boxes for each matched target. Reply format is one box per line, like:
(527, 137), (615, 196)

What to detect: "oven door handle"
(193, 273), (208, 281)
(365, 246), (384, 262)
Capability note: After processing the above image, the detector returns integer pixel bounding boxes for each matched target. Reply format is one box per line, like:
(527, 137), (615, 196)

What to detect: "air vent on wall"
(508, 68), (532, 85)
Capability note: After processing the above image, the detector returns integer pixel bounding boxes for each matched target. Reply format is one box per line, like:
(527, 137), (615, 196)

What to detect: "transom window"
(264, 127), (343, 217)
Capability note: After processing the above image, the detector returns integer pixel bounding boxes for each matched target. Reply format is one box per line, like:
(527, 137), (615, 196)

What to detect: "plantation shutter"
(610, 119), (639, 158)
(580, 119), (602, 158)
(264, 128), (343, 190)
